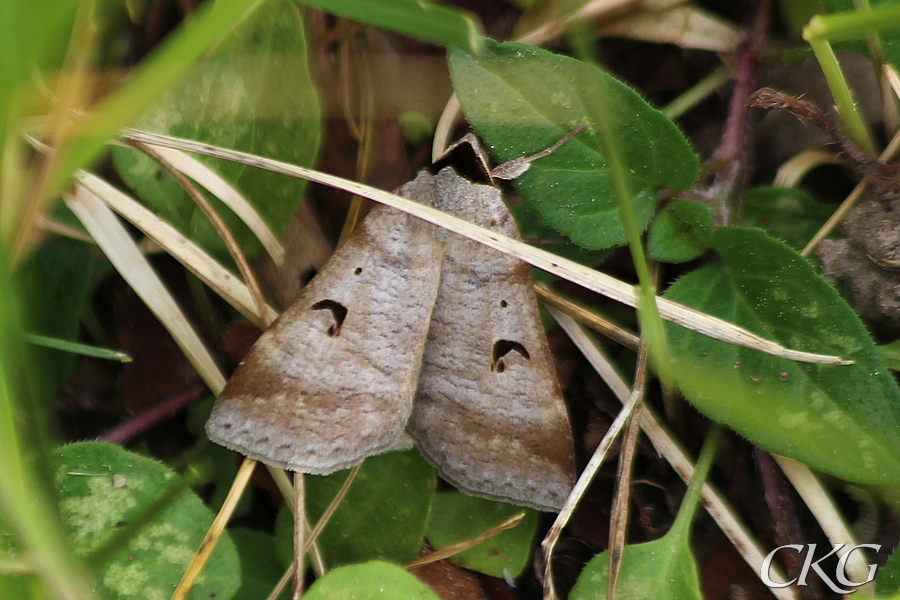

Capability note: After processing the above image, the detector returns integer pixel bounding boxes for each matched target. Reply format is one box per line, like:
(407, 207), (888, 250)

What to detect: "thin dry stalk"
(118, 129), (851, 367)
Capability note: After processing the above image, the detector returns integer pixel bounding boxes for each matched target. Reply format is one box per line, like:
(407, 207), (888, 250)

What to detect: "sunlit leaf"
(296, 0), (483, 52)
(663, 227), (900, 484)
(277, 450), (435, 567)
(647, 199), (712, 263)
(303, 561), (440, 600)
(51, 442), (240, 600)
(449, 40), (698, 249)
(425, 493), (537, 579)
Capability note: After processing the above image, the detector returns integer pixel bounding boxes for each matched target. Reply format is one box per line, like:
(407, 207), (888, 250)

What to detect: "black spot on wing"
(311, 299), (348, 337)
(491, 339), (530, 373)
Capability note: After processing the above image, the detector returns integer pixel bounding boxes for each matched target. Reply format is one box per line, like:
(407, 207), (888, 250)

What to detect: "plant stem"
(592, 72), (671, 386)
(803, 16), (878, 155)
(669, 424), (725, 537)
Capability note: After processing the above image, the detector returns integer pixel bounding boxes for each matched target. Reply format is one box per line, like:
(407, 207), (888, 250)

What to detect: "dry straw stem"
(293, 475), (307, 599)
(74, 171), (277, 329)
(774, 456), (872, 594)
(112, 142), (286, 266)
(266, 568), (294, 600)
(170, 457), (257, 600)
(120, 129), (851, 367)
(540, 308), (648, 600)
(126, 141), (273, 328)
(264, 466), (363, 600)
(267, 466), (328, 577)
(607, 347), (650, 600)
(534, 283), (640, 351)
(405, 511), (526, 570)
(545, 309), (797, 600)
(64, 185), (227, 393)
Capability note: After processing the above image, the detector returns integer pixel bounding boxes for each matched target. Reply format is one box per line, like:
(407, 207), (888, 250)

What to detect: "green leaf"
(449, 40), (698, 250)
(570, 534), (702, 600)
(740, 187), (835, 252)
(878, 339), (900, 371)
(647, 200), (712, 263)
(50, 441), (240, 600)
(663, 227), (900, 484)
(111, 61), (254, 237)
(296, 0), (483, 52)
(278, 450), (435, 567)
(113, 0), (320, 263)
(425, 493), (538, 579)
(231, 528), (289, 600)
(14, 237), (92, 394)
(227, 0), (321, 256)
(54, 0), (268, 196)
(0, 246), (94, 600)
(509, 202), (610, 280)
(303, 561), (440, 600)
(877, 547), (900, 597)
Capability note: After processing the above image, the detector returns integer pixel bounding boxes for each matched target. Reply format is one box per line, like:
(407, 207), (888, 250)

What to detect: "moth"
(206, 133), (577, 511)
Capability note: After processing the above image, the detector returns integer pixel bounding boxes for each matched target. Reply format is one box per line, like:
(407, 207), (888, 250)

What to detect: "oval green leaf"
(647, 199), (712, 263)
(425, 492), (537, 579)
(51, 441), (240, 600)
(279, 450), (435, 567)
(449, 40), (698, 249)
(663, 227), (900, 483)
(740, 187), (834, 252)
(230, 528), (289, 600)
(303, 561), (440, 600)
(296, 0), (482, 52)
(570, 534), (701, 600)
(113, 0), (320, 262)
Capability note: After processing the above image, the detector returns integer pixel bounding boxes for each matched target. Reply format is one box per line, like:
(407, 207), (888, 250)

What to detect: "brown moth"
(206, 134), (576, 511)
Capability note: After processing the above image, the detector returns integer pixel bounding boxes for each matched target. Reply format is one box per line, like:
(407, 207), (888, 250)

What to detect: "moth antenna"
(491, 123), (585, 180)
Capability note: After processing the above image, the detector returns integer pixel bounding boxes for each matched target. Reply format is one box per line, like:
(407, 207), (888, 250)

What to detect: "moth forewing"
(206, 174), (443, 475)
(407, 162), (576, 512)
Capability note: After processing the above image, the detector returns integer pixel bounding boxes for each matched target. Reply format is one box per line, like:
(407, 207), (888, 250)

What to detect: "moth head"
(430, 134), (493, 184)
